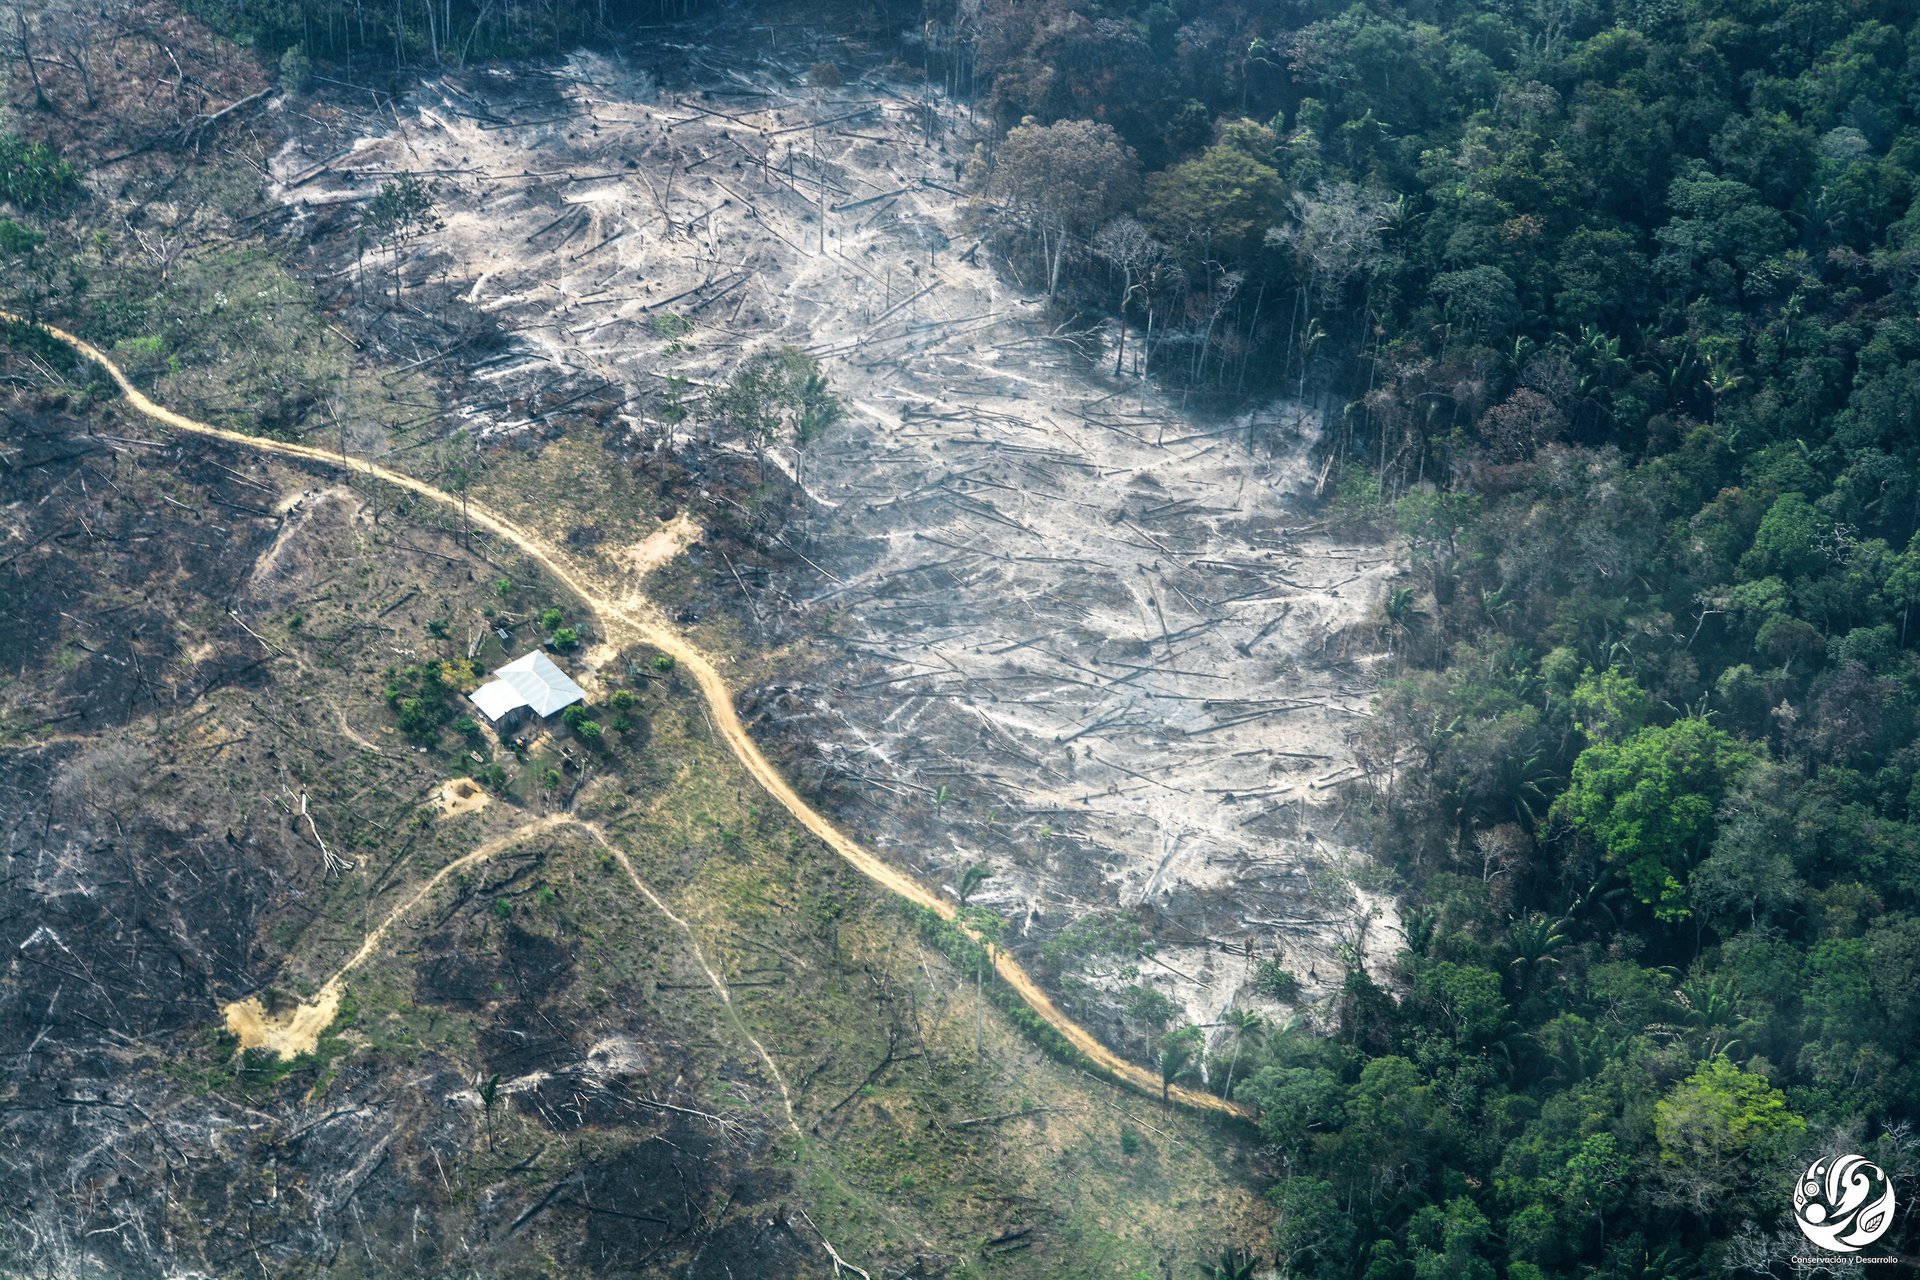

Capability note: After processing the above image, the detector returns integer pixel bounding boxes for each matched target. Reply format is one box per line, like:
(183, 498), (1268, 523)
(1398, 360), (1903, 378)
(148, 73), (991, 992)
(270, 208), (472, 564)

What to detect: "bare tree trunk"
(13, 2), (48, 107)
(974, 960), (984, 1059)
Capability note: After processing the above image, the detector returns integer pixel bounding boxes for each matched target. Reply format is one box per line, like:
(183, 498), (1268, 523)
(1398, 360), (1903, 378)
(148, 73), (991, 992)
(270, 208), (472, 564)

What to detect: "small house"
(470, 650), (587, 729)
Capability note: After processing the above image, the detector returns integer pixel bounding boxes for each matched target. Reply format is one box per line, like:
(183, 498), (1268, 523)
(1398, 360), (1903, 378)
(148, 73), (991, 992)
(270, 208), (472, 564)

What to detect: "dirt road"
(6, 315), (1250, 1119)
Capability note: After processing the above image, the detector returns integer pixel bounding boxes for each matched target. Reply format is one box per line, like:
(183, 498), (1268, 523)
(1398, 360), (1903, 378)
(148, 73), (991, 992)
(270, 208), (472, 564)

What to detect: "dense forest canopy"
(944, 0), (1920, 1275)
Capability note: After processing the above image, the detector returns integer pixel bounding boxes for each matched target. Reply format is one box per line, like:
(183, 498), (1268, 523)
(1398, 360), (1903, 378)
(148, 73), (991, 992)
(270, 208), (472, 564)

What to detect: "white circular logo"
(1793, 1154), (1896, 1253)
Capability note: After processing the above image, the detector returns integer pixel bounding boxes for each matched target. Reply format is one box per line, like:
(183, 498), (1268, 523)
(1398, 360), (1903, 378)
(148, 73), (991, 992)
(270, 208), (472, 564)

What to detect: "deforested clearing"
(267, 46), (1402, 1048)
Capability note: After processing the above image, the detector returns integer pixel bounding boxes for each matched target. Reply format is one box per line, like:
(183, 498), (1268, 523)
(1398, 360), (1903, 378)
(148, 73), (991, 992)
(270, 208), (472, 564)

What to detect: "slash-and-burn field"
(263, 31), (1402, 1051)
(0, 391), (1262, 1275)
(1, 9), (1405, 1275)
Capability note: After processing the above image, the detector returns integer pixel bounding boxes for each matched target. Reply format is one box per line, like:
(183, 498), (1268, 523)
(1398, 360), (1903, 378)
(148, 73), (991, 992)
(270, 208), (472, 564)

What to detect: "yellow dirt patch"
(219, 815), (572, 1058)
(222, 980), (343, 1059)
(434, 776), (491, 817)
(620, 511), (700, 581)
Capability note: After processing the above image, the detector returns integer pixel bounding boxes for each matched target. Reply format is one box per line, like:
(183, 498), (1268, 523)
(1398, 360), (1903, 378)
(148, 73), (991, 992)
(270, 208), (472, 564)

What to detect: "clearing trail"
(217, 807), (800, 1131)
(6, 315), (1247, 1118)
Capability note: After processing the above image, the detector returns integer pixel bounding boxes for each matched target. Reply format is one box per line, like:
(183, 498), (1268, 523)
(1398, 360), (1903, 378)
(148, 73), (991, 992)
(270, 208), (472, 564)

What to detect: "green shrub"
(278, 43), (312, 92)
(0, 136), (77, 209)
(1254, 960), (1301, 1001)
(1123, 984), (1175, 1029)
(0, 218), (43, 257)
(382, 662), (460, 743)
(393, 697), (433, 737)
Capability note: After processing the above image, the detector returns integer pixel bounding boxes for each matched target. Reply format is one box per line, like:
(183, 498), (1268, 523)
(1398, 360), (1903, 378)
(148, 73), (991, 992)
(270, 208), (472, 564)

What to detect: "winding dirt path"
(222, 811), (800, 1131)
(5, 315), (1248, 1119)
(222, 814), (571, 1056)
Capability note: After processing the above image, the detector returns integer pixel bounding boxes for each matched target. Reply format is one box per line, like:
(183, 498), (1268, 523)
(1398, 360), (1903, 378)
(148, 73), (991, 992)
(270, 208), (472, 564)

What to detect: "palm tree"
(1502, 912), (1569, 996)
(1158, 1026), (1201, 1102)
(1199, 1247), (1257, 1279)
(1671, 975), (1750, 1058)
(1401, 906), (1439, 958)
(477, 1071), (501, 1151)
(1219, 1009), (1264, 1101)
(958, 905), (1007, 1060)
(1494, 748), (1557, 827)
(957, 862), (992, 905)
(1703, 350), (1746, 417)
(1381, 587), (1428, 660)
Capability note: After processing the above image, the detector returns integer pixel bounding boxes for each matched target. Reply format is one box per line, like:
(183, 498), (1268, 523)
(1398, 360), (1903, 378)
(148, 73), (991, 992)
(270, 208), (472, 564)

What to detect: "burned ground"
(0, 3), (1401, 1271)
(0, 375), (1267, 1275)
(0, 399), (282, 726)
(0, 394), (835, 1277)
(255, 21), (1403, 1073)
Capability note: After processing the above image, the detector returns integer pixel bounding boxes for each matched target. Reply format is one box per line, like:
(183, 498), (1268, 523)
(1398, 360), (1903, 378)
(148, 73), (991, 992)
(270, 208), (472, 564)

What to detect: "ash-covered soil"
(265, 27), (1403, 1055)
(0, 399), (823, 1278)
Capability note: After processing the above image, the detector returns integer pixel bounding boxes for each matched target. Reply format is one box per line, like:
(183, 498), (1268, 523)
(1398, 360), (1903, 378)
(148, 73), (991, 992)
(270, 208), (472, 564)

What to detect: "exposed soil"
(221, 814), (573, 1055)
(0, 19), (1290, 1271)
(259, 29), (1403, 1056)
(434, 774), (492, 815)
(620, 509), (702, 581)
(28, 310), (1250, 1113)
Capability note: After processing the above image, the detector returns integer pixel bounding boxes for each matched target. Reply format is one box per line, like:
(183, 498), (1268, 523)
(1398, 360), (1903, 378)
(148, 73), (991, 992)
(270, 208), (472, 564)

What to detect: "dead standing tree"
(9, 0), (131, 112)
(1267, 180), (1400, 397)
(1091, 215), (1172, 378)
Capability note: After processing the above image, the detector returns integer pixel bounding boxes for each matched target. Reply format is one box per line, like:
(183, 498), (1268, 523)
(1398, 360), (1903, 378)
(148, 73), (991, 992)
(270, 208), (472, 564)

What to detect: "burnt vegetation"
(4, 0), (1920, 1276)
(0, 389), (948, 1278)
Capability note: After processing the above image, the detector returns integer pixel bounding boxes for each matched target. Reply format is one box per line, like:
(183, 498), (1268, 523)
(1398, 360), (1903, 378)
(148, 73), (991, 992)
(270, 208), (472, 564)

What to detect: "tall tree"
(989, 117), (1140, 297)
(1552, 719), (1758, 921)
(1091, 215), (1169, 376)
(360, 172), (441, 303)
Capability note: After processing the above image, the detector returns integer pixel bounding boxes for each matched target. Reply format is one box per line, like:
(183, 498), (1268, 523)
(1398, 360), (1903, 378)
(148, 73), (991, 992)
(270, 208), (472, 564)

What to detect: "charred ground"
(1, 384), (1266, 1276)
(247, 14), (1403, 1079)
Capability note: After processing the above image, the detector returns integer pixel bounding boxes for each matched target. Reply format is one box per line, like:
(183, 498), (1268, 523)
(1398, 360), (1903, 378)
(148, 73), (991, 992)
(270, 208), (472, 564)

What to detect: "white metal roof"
(469, 650), (587, 721)
(470, 679), (528, 722)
